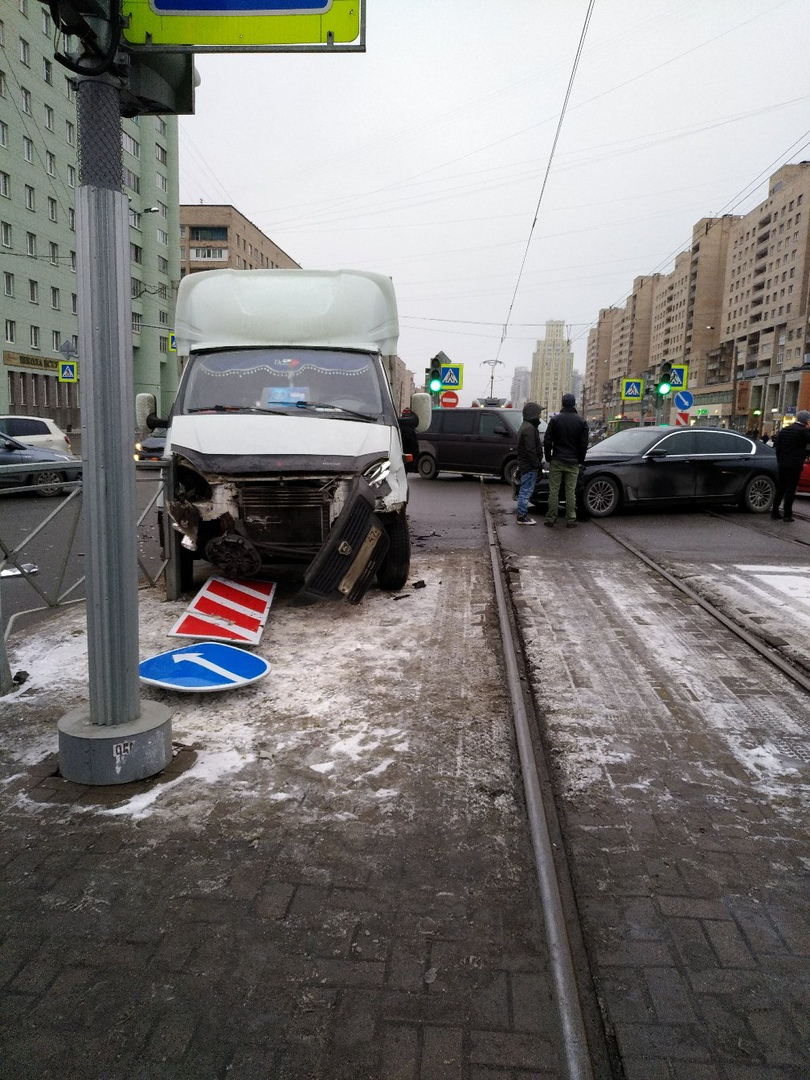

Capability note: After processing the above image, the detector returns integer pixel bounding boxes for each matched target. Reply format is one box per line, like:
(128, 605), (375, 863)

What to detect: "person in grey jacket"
(543, 393), (589, 528)
(771, 410), (810, 522)
(515, 402), (543, 525)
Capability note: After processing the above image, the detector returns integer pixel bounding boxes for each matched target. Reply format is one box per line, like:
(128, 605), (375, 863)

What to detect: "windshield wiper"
(294, 401), (377, 422)
(186, 405), (287, 416)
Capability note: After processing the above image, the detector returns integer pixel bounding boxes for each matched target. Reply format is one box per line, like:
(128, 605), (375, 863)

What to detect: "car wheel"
(503, 459), (520, 486)
(418, 454), (439, 480)
(377, 510), (411, 591)
(740, 473), (775, 513)
(33, 470), (65, 497)
(583, 475), (621, 517)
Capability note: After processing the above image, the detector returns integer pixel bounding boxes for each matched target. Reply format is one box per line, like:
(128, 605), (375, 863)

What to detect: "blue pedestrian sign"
(440, 364), (463, 390)
(139, 642), (270, 693)
(621, 378), (643, 402)
(674, 390), (693, 411)
(58, 361), (78, 383)
(670, 364), (688, 389)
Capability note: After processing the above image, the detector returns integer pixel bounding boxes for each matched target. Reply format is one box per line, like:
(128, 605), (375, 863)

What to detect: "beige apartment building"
(179, 205), (300, 277)
(584, 308), (617, 425)
(530, 320), (574, 416)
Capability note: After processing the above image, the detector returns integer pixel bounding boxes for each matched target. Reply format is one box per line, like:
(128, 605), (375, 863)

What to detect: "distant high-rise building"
(529, 320), (574, 416)
(510, 365), (531, 410)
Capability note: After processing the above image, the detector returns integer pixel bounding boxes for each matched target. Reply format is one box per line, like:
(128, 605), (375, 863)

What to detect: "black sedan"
(134, 429), (167, 464)
(531, 426), (777, 517)
(0, 433), (82, 497)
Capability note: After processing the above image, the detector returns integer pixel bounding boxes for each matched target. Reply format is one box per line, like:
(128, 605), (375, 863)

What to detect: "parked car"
(417, 407), (546, 486)
(134, 428), (167, 464)
(0, 415), (74, 456)
(531, 426), (777, 517)
(0, 433), (82, 496)
(798, 457), (810, 494)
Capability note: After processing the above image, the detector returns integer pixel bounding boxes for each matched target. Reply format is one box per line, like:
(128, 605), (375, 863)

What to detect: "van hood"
(168, 413), (394, 474)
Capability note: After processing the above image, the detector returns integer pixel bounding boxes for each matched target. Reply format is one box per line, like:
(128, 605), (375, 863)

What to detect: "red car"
(798, 459), (810, 494)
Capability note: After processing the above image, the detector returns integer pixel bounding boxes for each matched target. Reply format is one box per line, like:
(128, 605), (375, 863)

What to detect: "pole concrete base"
(58, 702), (173, 785)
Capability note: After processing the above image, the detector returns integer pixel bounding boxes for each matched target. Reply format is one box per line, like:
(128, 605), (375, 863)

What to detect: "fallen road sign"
(139, 642), (270, 692)
(170, 576), (276, 644)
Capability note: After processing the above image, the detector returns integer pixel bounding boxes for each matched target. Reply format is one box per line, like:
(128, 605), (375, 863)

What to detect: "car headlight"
(363, 458), (391, 488)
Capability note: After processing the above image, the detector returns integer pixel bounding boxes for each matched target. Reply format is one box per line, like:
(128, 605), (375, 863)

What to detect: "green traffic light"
(657, 381), (672, 396)
(429, 378), (442, 393)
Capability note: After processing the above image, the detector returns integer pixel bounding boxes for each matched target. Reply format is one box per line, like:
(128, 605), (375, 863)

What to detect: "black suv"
(417, 407), (545, 485)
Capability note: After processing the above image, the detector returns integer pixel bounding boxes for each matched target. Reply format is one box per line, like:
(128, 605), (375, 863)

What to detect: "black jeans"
(773, 465), (802, 517)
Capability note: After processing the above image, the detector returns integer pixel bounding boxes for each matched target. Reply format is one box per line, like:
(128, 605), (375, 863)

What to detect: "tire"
(377, 511), (411, 591)
(583, 474), (621, 517)
(740, 473), (775, 513)
(418, 454), (439, 480)
(502, 458), (520, 486)
(33, 470), (65, 497)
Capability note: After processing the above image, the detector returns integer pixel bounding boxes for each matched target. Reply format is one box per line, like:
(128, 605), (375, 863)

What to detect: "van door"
(471, 411), (517, 476)
(437, 409), (477, 470)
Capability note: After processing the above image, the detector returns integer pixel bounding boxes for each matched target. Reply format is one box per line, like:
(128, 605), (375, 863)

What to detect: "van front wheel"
(377, 511), (411, 591)
(418, 454), (439, 480)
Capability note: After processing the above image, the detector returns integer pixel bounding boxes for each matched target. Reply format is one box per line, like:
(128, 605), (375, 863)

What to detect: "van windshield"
(181, 348), (385, 417)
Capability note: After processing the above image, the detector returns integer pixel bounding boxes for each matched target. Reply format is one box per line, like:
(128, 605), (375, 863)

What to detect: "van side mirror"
(410, 392), (432, 432)
(136, 392), (168, 431)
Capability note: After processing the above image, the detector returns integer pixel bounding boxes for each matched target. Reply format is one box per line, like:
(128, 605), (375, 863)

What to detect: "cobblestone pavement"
(0, 552), (569, 1080)
(510, 546), (810, 1080)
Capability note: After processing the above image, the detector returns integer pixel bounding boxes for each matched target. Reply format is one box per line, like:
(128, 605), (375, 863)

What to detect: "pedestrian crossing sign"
(670, 364), (688, 389)
(441, 364), (463, 390)
(621, 378), (643, 402)
(58, 361), (78, 382)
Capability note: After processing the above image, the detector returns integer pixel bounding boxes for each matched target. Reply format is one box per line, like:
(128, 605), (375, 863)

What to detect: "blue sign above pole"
(139, 642), (270, 692)
(674, 390), (694, 411)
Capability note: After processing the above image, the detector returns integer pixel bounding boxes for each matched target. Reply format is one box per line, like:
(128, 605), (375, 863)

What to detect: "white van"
(137, 269), (429, 604)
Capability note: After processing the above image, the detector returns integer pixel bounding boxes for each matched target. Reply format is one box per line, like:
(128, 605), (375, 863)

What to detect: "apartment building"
(510, 364), (531, 411)
(529, 320), (573, 416)
(719, 163), (810, 434)
(1, 1), (182, 425)
(584, 307), (617, 425)
(179, 205), (300, 276)
(603, 276), (659, 420)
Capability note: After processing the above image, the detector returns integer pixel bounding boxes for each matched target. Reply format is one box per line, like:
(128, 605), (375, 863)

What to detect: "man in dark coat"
(515, 402), (543, 525)
(398, 410), (419, 473)
(771, 410), (810, 522)
(543, 393), (589, 528)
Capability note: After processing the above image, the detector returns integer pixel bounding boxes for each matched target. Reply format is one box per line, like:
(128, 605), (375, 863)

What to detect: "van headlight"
(363, 458), (391, 488)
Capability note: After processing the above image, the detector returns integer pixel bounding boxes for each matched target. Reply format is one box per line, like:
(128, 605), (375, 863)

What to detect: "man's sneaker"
(543, 520), (555, 528)
(566, 520), (577, 528)
(517, 514), (536, 525)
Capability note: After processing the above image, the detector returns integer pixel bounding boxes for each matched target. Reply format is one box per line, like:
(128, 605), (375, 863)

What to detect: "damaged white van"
(136, 269), (428, 604)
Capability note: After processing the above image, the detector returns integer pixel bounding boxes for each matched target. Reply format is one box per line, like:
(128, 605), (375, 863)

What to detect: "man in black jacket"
(771, 410), (810, 522)
(543, 393), (590, 528)
(515, 402), (543, 525)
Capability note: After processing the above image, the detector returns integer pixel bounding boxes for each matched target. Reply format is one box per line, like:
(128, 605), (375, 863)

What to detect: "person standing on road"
(515, 402), (544, 525)
(771, 410), (810, 522)
(543, 393), (589, 529)
(398, 410), (419, 473)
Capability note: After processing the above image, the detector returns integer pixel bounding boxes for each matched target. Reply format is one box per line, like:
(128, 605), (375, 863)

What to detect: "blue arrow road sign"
(674, 390), (694, 411)
(139, 642), (270, 693)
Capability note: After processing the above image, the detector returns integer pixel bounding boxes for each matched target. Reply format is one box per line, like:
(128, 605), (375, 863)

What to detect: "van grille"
(239, 480), (337, 552)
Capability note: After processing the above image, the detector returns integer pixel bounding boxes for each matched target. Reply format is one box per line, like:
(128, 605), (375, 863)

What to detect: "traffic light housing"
(428, 356), (443, 394)
(656, 362), (673, 397)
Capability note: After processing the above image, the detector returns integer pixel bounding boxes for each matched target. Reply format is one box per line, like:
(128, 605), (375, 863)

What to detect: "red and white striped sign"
(675, 411), (690, 426)
(169, 576), (276, 645)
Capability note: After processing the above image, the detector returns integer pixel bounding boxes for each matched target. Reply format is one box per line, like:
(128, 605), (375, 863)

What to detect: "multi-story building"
(584, 307), (617, 426)
(179, 205), (300, 277)
(718, 164), (810, 434)
(510, 365), (531, 411)
(606, 276), (659, 421)
(529, 320), (573, 416)
(1, 2), (182, 426)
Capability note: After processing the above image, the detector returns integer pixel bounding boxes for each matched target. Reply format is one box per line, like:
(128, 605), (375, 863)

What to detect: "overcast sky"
(178, 0), (810, 405)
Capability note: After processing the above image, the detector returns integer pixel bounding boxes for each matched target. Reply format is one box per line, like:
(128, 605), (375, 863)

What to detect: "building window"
(0, 120), (6, 147)
(25, 232), (36, 256)
(20, 38), (30, 65)
(3, 272), (13, 296)
(28, 278), (38, 303)
(23, 136), (34, 162)
(65, 119), (74, 145)
(157, 228), (168, 246)
(44, 104), (53, 129)
(0, 71), (6, 97)
(67, 164), (75, 188)
(129, 208), (141, 229)
(21, 86), (32, 113)
(157, 201), (167, 218)
(43, 56), (52, 83)
(157, 255), (168, 273)
(159, 309), (169, 325)
(49, 241), (58, 264)
(123, 167), (140, 193)
(132, 312), (141, 333)
(46, 150), (55, 175)
(30, 325), (40, 349)
(155, 144), (167, 164)
(192, 247), (226, 260)
(159, 336), (169, 353)
(25, 184), (35, 210)
(156, 173), (167, 192)
(1, 222), (11, 247)
(52, 330), (61, 350)
(0, 171), (9, 198)
(157, 282), (168, 300)
(47, 196), (57, 222)
(191, 226), (228, 242)
(122, 131), (140, 158)
(155, 117), (166, 136)
(5, 320), (16, 343)
(71, 293), (77, 314)
(51, 286), (59, 309)
(68, 207), (75, 230)
(70, 251), (76, 272)
(130, 243), (142, 264)
(64, 75), (75, 101)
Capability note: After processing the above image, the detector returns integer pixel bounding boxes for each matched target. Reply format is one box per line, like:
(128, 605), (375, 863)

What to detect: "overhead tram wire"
(495, 0), (597, 363)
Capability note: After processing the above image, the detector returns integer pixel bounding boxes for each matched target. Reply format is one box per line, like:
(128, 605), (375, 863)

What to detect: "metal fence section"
(0, 467), (167, 685)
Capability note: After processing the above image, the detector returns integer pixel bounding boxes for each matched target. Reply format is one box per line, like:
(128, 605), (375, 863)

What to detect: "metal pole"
(58, 74), (171, 784)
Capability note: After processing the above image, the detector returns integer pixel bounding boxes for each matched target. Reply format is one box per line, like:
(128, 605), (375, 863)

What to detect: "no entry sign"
(440, 391), (459, 408)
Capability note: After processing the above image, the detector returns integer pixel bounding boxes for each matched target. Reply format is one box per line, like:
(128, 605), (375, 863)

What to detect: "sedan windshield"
(181, 348), (385, 418)
(587, 428), (663, 455)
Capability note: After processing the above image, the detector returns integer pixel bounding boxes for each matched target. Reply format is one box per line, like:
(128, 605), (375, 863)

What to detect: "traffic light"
(656, 361), (673, 397)
(428, 356), (443, 394)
